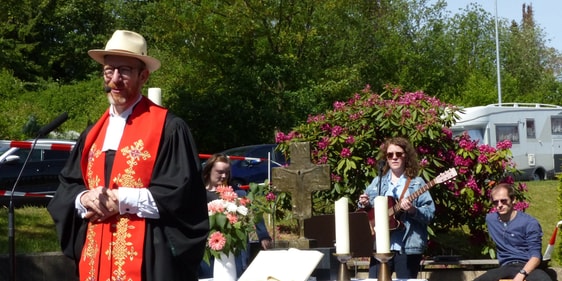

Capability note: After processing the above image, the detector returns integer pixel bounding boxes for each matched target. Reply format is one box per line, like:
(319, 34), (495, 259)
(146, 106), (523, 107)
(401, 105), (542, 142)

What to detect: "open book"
(239, 248), (324, 281)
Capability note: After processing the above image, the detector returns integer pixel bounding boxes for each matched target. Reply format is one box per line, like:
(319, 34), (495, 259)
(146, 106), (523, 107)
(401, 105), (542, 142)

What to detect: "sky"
(434, 0), (562, 52)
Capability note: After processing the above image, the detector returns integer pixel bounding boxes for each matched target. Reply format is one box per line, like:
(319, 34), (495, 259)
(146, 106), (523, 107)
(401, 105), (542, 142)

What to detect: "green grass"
(0, 180), (560, 265)
(0, 205), (59, 253)
(525, 180), (560, 265)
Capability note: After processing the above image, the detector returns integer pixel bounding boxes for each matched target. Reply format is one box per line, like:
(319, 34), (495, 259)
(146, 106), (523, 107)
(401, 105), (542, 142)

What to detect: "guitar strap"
(399, 177), (412, 201)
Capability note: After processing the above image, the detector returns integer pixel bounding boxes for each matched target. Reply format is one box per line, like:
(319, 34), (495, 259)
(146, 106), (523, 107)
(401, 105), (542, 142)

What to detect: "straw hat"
(88, 30), (161, 72)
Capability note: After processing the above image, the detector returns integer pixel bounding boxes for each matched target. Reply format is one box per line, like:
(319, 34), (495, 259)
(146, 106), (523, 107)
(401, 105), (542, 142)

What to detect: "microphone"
(37, 112), (69, 137)
(104, 81), (116, 93)
(8, 112), (68, 281)
(377, 159), (386, 170)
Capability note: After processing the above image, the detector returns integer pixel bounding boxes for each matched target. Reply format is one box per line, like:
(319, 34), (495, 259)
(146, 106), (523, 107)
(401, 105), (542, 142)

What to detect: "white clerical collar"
(102, 95), (142, 151)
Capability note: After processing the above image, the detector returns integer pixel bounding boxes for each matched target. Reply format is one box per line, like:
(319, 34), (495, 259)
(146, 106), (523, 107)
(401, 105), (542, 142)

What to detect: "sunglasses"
(492, 199), (509, 206)
(386, 152), (405, 159)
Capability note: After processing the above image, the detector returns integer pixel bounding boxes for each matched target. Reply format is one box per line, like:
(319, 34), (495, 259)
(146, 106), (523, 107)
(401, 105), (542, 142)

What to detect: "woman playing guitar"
(362, 137), (436, 279)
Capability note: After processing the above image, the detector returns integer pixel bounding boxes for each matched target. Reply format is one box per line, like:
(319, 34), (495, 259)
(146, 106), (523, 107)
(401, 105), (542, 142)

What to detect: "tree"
(142, 0), (371, 152)
(501, 4), (562, 103)
(1, 0), (561, 152)
(440, 4), (500, 105)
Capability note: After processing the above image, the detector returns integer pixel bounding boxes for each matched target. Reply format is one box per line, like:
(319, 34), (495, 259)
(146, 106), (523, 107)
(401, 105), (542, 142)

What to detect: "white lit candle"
(148, 87), (162, 105)
(374, 196), (390, 253)
(335, 197), (350, 254)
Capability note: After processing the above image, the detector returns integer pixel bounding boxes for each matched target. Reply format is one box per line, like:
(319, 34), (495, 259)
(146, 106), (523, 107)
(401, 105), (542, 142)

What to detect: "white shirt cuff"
(118, 187), (160, 219)
(75, 191), (89, 218)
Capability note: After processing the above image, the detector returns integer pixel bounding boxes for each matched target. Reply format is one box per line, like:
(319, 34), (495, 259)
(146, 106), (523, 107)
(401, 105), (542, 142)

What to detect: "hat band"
(104, 48), (146, 56)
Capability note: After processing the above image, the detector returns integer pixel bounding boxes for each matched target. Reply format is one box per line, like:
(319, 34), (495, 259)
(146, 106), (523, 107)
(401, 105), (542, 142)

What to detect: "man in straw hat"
(48, 30), (209, 281)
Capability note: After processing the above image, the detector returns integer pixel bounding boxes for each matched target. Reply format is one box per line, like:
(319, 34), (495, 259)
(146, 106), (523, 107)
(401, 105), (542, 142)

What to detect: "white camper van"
(451, 103), (562, 180)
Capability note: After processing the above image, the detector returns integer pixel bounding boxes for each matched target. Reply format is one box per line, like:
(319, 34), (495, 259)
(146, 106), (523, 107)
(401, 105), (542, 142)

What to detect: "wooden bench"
(420, 258), (499, 271)
(418, 258), (500, 280)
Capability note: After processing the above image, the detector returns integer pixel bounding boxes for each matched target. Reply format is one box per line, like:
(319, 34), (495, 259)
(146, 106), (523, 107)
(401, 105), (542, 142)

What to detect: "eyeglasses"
(386, 152), (405, 159)
(103, 66), (137, 79)
(492, 199), (509, 206)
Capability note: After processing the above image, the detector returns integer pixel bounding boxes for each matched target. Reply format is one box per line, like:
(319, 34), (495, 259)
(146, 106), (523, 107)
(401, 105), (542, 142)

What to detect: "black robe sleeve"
(48, 113), (210, 281)
(144, 113), (209, 281)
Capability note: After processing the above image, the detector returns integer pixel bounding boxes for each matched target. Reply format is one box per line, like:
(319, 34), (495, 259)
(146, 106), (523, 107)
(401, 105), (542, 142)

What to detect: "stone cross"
(272, 142), (331, 239)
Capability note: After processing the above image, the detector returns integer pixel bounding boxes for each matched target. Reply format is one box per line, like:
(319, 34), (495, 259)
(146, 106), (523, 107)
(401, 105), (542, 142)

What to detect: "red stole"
(79, 97), (167, 281)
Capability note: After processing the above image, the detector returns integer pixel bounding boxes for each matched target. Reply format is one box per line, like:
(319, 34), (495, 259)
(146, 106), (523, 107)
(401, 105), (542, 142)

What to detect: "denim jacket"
(364, 172), (435, 255)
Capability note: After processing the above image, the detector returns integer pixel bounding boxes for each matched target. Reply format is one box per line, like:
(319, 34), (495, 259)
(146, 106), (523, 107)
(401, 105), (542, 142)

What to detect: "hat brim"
(88, 49), (161, 72)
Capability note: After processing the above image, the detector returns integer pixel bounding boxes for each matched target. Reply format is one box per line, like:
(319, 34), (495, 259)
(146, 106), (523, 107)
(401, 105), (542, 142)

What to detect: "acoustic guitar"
(371, 168), (458, 231)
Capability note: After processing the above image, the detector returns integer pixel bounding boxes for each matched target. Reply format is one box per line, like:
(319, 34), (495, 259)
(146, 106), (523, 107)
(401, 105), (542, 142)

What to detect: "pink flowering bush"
(204, 184), (254, 263)
(276, 85), (528, 257)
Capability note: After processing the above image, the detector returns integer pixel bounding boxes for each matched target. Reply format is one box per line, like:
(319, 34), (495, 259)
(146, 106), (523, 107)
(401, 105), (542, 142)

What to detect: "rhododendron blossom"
(340, 147), (351, 158)
(265, 192), (276, 201)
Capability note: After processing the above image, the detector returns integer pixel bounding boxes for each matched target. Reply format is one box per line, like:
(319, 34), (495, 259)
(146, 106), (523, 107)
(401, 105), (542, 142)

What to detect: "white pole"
(494, 0), (502, 106)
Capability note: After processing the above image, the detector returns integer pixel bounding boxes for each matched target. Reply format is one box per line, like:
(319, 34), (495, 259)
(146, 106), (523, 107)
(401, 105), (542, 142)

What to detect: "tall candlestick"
(374, 196), (390, 253)
(335, 197), (350, 254)
(148, 87), (162, 105)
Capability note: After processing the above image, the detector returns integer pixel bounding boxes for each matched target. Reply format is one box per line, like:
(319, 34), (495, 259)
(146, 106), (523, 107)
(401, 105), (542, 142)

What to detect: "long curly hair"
(379, 137), (420, 178)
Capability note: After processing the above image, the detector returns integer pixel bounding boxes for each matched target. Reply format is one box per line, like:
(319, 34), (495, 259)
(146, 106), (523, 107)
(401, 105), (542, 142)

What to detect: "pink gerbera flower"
(239, 197), (250, 206)
(208, 231), (226, 251)
(220, 190), (238, 202)
(216, 184), (234, 194)
(226, 213), (238, 224)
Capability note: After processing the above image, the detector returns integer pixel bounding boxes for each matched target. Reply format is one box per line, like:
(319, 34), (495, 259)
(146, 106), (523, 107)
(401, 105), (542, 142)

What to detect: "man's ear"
(139, 68), (150, 84)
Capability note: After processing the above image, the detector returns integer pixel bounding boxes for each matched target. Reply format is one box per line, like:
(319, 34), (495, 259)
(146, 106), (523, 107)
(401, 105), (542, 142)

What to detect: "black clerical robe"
(48, 108), (209, 281)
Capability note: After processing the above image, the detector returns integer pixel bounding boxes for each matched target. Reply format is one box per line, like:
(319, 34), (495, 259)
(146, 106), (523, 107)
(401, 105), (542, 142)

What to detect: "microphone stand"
(8, 137), (40, 281)
(8, 111), (68, 281)
(377, 160), (385, 195)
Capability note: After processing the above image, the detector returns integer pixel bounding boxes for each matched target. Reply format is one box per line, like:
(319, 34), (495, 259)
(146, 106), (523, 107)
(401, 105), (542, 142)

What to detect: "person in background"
(47, 30), (209, 281)
(362, 137), (435, 278)
(473, 183), (552, 281)
(199, 153), (272, 278)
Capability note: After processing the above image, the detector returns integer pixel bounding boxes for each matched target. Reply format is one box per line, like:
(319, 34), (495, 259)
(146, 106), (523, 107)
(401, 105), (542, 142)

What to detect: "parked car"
(219, 144), (287, 189)
(0, 139), (75, 207)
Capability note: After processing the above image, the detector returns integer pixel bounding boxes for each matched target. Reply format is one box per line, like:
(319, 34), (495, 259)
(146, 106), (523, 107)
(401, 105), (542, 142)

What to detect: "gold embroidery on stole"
(82, 140), (152, 281)
(79, 97), (166, 281)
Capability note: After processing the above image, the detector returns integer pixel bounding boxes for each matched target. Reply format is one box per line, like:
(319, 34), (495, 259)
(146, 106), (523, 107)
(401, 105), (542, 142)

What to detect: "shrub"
(275, 85), (527, 256)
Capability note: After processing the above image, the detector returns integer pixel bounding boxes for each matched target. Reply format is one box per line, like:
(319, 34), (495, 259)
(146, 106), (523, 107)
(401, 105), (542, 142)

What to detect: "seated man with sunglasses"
(474, 183), (552, 281)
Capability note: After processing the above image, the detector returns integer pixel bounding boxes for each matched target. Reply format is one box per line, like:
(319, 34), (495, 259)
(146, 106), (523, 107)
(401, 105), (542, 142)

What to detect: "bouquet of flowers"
(203, 184), (254, 264)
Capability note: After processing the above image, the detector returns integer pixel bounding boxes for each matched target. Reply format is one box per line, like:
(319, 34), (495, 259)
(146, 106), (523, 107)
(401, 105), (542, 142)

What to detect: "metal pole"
(494, 0), (502, 106)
